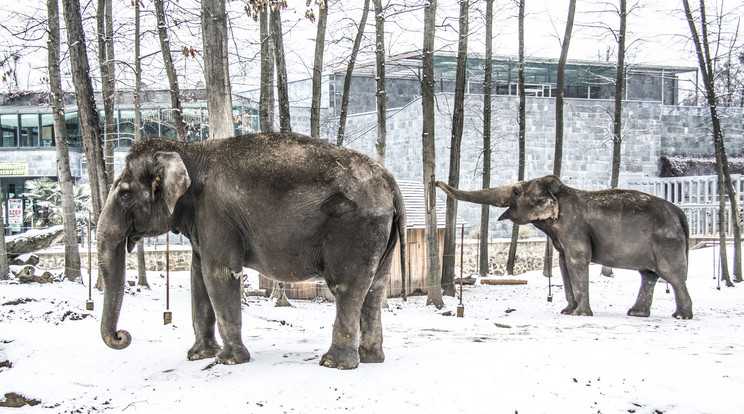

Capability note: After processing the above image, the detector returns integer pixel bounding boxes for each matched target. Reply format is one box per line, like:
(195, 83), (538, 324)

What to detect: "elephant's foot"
(187, 339), (221, 361)
(216, 344), (251, 365)
(358, 344), (384, 364)
(673, 309), (693, 320)
(570, 307), (593, 316)
(560, 303), (578, 315)
(320, 345), (360, 370)
(627, 306), (651, 317)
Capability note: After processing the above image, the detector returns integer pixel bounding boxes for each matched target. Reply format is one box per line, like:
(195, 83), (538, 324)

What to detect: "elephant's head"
(435, 175), (562, 225)
(97, 150), (190, 350)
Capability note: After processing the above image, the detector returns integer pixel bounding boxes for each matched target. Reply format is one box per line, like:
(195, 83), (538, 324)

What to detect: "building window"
(20, 114), (39, 147)
(0, 114), (18, 147)
(41, 114), (55, 147)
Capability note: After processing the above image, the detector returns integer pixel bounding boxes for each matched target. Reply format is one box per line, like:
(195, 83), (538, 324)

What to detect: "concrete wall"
(340, 93), (744, 236)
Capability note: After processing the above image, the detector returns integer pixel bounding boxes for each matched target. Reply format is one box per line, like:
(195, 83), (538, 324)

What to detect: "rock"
(10, 253), (39, 266)
(0, 393), (41, 408)
(12, 265), (36, 284)
(39, 271), (55, 284)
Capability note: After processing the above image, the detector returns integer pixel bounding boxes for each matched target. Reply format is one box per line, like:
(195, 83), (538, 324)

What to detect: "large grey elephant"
(97, 132), (407, 369)
(436, 175), (692, 319)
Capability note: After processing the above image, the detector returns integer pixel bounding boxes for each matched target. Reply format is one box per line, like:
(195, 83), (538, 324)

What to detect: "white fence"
(626, 175), (744, 238)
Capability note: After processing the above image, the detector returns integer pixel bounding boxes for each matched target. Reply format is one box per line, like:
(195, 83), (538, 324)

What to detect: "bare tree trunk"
(97, 0), (115, 188)
(479, 0), (493, 277)
(155, 0), (188, 142)
(544, 0), (576, 278)
(271, 6), (291, 132)
(442, 0), (468, 296)
(684, 0), (740, 285)
(610, 0), (627, 189)
(507, 0), (526, 275)
(48, 0), (82, 282)
(62, 0), (108, 226)
(601, 0), (627, 278)
(336, 0), (370, 147)
(422, 0), (443, 309)
(259, 7), (275, 133)
(310, 1), (328, 140)
(374, 0), (387, 165)
(134, 0), (149, 288)
(201, 0), (234, 139)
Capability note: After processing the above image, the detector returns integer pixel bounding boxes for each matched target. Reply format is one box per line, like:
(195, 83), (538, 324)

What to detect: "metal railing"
(626, 175), (744, 238)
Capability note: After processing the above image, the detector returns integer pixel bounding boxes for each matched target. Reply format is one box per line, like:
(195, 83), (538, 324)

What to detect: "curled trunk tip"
(102, 329), (132, 350)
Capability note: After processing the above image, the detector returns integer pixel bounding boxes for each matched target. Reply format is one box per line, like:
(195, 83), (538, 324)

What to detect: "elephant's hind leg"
(628, 270), (659, 317)
(657, 250), (693, 319)
(187, 251), (221, 361)
(359, 255), (393, 364)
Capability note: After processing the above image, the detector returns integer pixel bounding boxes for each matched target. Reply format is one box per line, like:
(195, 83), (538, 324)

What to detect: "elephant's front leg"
(558, 253), (578, 315)
(564, 252), (593, 316)
(201, 257), (251, 365)
(187, 251), (221, 361)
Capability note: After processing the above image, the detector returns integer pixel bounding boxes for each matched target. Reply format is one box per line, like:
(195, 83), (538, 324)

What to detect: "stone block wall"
(455, 238), (558, 276)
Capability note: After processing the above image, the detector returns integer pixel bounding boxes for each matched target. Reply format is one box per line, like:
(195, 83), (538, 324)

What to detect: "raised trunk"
(97, 204), (131, 349)
(437, 181), (510, 207)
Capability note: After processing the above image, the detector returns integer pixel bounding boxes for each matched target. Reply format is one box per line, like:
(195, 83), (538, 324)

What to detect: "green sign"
(0, 163), (28, 176)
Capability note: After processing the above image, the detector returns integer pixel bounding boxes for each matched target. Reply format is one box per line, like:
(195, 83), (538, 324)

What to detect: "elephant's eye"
(512, 188), (521, 197)
(120, 191), (132, 202)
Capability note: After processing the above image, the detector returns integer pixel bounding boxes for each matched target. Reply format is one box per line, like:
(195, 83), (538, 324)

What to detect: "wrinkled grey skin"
(98, 133), (407, 369)
(436, 175), (692, 319)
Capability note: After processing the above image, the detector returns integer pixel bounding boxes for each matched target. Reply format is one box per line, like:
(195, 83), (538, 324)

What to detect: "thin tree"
(311, 1), (328, 140)
(133, 0), (149, 288)
(155, 0), (188, 142)
(506, 0), (526, 275)
(201, 0), (234, 139)
(259, 6), (275, 133)
(479, 0), (494, 277)
(544, 0), (576, 278)
(683, 0), (741, 285)
(422, 0), (443, 308)
(599, 0), (628, 278)
(373, 0), (387, 164)
(62, 0), (108, 226)
(97, 0), (116, 187)
(48, 0), (82, 282)
(271, 5), (291, 132)
(442, 0), (468, 296)
(337, 0), (370, 147)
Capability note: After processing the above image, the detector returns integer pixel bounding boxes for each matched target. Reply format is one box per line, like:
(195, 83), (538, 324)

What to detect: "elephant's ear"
(528, 193), (559, 221)
(152, 152), (191, 214)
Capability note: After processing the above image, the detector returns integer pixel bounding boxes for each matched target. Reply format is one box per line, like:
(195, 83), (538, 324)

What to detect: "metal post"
(86, 211), (94, 310)
(457, 224), (464, 318)
(164, 232), (172, 324)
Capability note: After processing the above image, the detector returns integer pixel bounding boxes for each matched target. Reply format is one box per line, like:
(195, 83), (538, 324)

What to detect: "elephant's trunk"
(97, 202), (132, 350)
(435, 181), (511, 207)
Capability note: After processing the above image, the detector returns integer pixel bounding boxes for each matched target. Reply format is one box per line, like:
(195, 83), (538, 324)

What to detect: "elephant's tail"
(392, 182), (408, 301)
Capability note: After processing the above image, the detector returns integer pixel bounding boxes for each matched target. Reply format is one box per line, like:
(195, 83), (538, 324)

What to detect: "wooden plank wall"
(259, 229), (445, 300)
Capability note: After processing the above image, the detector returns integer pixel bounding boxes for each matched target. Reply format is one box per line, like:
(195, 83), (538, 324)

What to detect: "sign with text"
(8, 199), (22, 232)
(0, 163), (29, 176)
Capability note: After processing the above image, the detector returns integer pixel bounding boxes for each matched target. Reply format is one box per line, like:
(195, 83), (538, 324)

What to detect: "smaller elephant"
(436, 175), (692, 319)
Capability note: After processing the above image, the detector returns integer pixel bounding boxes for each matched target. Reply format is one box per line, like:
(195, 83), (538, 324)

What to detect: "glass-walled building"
(0, 90), (258, 234)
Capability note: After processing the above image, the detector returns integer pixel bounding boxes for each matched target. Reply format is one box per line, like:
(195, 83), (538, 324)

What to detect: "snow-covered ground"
(2, 245), (743, 413)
